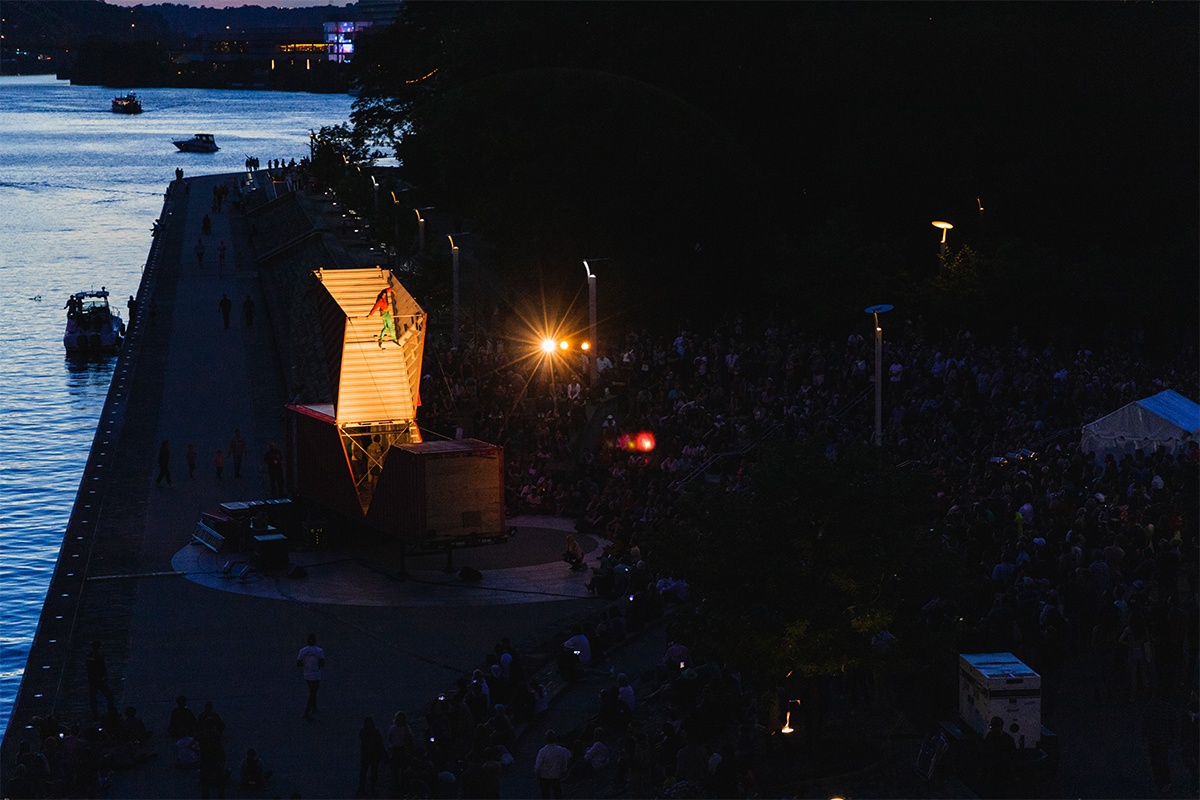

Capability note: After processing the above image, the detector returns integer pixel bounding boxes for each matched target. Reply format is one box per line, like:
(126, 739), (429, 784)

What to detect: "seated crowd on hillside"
(418, 315), (1199, 700)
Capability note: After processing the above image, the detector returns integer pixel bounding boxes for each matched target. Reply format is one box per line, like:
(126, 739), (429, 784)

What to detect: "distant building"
(354, 0), (402, 28)
(323, 21), (371, 64)
(323, 0), (400, 63)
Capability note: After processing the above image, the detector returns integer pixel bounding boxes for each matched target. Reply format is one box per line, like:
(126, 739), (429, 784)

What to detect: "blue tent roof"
(1136, 389), (1200, 434)
(1082, 388), (1200, 458)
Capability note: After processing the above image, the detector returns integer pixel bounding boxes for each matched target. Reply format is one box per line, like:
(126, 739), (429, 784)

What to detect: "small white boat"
(173, 133), (219, 153)
(64, 290), (124, 355)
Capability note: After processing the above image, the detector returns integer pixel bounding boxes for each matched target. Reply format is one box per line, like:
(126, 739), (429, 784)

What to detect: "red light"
(635, 431), (656, 452)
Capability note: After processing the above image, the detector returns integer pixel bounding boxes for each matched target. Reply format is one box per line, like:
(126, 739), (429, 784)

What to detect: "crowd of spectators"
(412, 311), (1200, 796)
(412, 311), (1199, 791)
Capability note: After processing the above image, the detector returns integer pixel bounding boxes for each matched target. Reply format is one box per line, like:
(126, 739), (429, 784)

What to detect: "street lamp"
(414, 209), (427, 251)
(448, 234), (461, 350)
(583, 260), (599, 384)
(447, 232), (469, 351)
(931, 220), (954, 258)
(864, 304), (893, 447)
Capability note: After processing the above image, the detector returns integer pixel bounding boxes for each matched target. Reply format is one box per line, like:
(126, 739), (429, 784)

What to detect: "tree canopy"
(346, 1), (1197, 341)
(647, 442), (952, 679)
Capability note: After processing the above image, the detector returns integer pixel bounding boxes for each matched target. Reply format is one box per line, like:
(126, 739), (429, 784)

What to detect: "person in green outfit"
(368, 286), (397, 347)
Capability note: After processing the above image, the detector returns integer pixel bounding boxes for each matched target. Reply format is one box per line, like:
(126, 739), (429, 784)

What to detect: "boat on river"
(64, 290), (124, 355)
(111, 93), (143, 114)
(173, 133), (219, 153)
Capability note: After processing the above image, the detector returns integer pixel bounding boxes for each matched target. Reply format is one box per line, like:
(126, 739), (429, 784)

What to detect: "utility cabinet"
(958, 652), (1041, 749)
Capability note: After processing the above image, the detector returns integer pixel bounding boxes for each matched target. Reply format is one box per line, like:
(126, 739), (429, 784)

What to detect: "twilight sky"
(105, 0), (352, 7)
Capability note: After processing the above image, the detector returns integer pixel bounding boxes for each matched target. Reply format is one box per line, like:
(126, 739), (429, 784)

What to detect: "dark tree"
(648, 442), (954, 680)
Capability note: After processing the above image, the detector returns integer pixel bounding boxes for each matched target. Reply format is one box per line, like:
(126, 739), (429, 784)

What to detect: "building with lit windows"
(323, 21), (371, 64)
(323, 0), (400, 63)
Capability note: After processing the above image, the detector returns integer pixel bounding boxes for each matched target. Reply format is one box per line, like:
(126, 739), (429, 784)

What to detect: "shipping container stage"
(286, 266), (507, 548)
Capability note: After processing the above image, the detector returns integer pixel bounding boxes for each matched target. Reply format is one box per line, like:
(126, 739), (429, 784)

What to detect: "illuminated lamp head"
(580, 341), (590, 351)
(541, 339), (557, 354)
(635, 431), (657, 452)
(559, 340), (569, 350)
(931, 220), (954, 244)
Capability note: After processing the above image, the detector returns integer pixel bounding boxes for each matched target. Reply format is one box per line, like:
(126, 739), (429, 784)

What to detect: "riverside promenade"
(2, 171), (622, 798)
(5, 172), (1190, 800)
(2, 171), (972, 800)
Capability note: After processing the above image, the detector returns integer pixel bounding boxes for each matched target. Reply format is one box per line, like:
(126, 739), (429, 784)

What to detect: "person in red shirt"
(368, 287), (397, 347)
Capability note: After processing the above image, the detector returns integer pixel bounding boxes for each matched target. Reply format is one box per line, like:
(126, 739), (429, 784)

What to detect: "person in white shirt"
(534, 729), (572, 798)
(558, 626), (591, 681)
(583, 730), (610, 771)
(563, 627), (591, 664)
(296, 633), (325, 720)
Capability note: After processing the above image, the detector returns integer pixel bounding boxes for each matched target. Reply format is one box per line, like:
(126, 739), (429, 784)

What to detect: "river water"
(0, 75), (353, 732)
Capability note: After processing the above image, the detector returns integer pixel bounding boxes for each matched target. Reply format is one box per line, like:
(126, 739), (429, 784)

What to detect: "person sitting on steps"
(239, 747), (272, 789)
(563, 534), (586, 571)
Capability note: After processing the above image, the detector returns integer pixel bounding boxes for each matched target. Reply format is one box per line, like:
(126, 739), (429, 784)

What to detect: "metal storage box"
(958, 652), (1041, 748)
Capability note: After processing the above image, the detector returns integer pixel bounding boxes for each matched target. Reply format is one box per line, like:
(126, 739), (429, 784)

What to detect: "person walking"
(156, 439), (172, 487)
(357, 716), (387, 796)
(296, 633), (325, 720)
(534, 729), (571, 799)
(85, 640), (117, 720)
(214, 449), (224, 480)
(981, 716), (1015, 798)
(387, 711), (415, 794)
(217, 240), (227, 273)
(265, 443), (284, 497)
(229, 429), (246, 479)
(196, 716), (226, 799)
(1144, 691), (1180, 793)
(195, 238), (205, 268)
(168, 695), (197, 740)
(218, 294), (233, 329)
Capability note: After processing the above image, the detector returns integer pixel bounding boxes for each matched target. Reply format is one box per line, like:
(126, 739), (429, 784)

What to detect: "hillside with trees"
(346, 2), (1197, 345)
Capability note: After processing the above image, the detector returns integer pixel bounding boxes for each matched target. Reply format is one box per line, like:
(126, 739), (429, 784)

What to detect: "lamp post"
(448, 234), (460, 350)
(583, 260), (598, 384)
(932, 220), (954, 258)
(415, 209), (429, 250)
(864, 304), (893, 447)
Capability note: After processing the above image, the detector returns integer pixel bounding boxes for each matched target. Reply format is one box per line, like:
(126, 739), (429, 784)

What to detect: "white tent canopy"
(1081, 389), (1200, 459)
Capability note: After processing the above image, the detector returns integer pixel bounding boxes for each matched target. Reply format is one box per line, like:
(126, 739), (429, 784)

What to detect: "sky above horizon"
(105, 0), (353, 7)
